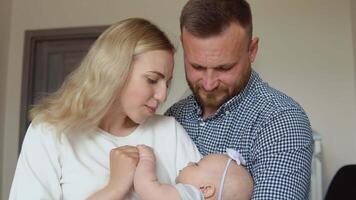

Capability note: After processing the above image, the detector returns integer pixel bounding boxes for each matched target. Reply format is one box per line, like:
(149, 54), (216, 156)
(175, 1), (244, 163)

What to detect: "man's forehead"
(182, 23), (248, 43)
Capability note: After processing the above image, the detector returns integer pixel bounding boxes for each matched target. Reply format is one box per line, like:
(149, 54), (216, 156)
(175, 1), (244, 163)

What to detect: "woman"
(10, 18), (201, 200)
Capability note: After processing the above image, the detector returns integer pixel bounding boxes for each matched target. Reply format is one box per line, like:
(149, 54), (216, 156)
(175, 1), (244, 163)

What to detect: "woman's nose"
(154, 84), (168, 103)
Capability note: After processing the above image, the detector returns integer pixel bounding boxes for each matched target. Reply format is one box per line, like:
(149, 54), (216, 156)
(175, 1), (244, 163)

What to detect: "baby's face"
(176, 154), (227, 187)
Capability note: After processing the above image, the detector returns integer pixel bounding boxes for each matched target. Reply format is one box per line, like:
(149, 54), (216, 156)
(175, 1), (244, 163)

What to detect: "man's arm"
(251, 108), (313, 200)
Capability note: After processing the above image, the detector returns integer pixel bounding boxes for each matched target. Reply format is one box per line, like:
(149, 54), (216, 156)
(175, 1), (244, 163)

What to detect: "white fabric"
(9, 115), (201, 200)
(174, 183), (204, 200)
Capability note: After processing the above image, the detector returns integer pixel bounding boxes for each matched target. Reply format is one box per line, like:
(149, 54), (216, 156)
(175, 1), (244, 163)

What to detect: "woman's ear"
(199, 184), (216, 199)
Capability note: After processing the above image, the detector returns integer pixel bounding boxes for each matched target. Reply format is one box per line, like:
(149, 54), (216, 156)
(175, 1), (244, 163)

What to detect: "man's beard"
(188, 81), (237, 110)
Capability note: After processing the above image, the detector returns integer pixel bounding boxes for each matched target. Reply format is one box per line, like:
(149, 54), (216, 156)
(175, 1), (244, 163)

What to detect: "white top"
(9, 115), (201, 200)
(174, 183), (204, 200)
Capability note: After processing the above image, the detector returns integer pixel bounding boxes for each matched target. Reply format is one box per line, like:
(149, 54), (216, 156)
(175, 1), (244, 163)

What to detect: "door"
(19, 26), (108, 151)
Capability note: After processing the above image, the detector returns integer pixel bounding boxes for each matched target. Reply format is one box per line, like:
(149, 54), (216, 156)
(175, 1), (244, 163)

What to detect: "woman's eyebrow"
(147, 71), (165, 78)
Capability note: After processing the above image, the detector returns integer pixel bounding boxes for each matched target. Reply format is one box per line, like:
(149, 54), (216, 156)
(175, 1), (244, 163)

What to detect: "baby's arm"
(134, 145), (181, 200)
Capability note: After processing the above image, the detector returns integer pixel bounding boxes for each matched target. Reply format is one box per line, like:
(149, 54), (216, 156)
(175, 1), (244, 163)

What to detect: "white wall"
(250, 0), (356, 195)
(0, 0), (12, 197)
(352, 0), (356, 105)
(1, 0), (356, 199)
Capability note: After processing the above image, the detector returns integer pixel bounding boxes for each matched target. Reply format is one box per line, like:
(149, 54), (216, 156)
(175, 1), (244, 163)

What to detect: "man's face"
(181, 23), (258, 117)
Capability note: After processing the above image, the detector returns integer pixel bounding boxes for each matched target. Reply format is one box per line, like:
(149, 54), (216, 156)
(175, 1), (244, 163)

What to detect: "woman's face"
(118, 50), (174, 124)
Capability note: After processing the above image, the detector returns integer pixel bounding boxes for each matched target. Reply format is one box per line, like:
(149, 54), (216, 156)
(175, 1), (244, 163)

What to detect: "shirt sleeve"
(174, 183), (204, 200)
(9, 123), (62, 200)
(251, 108), (313, 200)
(174, 119), (202, 174)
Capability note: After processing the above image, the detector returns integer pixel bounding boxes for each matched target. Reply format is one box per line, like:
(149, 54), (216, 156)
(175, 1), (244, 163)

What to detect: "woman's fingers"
(107, 146), (141, 193)
(110, 146), (139, 166)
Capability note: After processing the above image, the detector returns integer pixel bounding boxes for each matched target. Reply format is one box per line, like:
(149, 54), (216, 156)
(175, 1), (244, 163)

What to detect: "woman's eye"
(147, 78), (158, 84)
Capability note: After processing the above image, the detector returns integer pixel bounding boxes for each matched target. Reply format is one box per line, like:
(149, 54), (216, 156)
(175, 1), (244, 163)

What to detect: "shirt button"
(200, 122), (206, 126)
(225, 110), (230, 115)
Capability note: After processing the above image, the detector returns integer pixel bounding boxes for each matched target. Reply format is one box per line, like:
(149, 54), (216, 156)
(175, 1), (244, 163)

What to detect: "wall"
(0, 0), (12, 197)
(2, 0), (356, 199)
(250, 0), (356, 195)
(352, 0), (356, 108)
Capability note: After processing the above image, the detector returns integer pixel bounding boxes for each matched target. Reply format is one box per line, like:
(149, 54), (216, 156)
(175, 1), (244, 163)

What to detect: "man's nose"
(202, 72), (218, 91)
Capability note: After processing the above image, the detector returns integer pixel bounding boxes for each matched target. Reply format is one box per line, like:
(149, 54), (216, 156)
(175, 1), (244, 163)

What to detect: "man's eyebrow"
(190, 62), (237, 69)
(216, 62), (237, 69)
(190, 62), (204, 68)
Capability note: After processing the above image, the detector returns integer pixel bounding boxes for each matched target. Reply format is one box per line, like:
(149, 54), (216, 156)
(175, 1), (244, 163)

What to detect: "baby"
(134, 145), (253, 200)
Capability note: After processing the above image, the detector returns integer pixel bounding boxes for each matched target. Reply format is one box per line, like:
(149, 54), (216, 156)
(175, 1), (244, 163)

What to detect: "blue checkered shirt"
(166, 70), (313, 200)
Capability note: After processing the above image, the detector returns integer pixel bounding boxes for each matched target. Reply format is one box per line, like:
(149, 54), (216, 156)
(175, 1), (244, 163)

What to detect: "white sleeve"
(174, 119), (202, 173)
(9, 123), (62, 200)
(174, 183), (204, 200)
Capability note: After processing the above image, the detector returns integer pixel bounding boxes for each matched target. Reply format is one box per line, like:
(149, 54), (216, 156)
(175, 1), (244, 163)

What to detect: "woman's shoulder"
(26, 122), (56, 136)
(145, 114), (177, 126)
(30, 121), (56, 130)
(140, 115), (181, 136)
(22, 122), (61, 147)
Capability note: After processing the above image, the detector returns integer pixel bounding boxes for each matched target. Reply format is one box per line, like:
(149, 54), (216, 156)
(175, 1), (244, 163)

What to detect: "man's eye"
(218, 67), (231, 71)
(192, 64), (204, 71)
(217, 64), (234, 71)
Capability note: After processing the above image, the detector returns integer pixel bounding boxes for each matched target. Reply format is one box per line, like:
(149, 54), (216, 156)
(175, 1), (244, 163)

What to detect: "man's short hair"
(180, 0), (252, 39)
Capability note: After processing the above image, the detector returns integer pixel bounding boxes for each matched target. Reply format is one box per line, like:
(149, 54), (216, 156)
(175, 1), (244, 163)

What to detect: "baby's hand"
(137, 144), (155, 163)
(134, 145), (157, 190)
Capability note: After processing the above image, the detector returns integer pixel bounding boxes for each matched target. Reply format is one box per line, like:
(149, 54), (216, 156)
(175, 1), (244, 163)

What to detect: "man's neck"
(202, 106), (218, 119)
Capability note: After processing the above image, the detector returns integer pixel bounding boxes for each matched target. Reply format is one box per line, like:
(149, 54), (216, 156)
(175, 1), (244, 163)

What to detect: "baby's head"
(176, 153), (253, 200)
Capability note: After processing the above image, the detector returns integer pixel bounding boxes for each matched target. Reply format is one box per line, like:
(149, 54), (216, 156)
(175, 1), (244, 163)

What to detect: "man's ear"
(248, 37), (259, 63)
(199, 184), (216, 199)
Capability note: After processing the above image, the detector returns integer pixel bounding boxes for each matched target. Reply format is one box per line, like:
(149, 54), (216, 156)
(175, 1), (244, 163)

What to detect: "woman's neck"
(99, 111), (138, 137)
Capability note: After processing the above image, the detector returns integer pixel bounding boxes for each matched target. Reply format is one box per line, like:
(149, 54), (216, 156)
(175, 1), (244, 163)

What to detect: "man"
(166, 0), (313, 199)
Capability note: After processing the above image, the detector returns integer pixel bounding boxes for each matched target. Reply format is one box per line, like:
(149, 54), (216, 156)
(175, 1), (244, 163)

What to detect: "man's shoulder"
(252, 80), (305, 114)
(250, 81), (312, 139)
(165, 95), (195, 118)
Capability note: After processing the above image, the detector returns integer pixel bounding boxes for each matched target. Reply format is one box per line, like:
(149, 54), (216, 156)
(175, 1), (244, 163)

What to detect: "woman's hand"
(87, 145), (139, 200)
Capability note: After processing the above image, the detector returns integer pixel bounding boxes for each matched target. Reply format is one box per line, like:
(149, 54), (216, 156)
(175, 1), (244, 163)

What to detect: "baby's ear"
(199, 183), (215, 198)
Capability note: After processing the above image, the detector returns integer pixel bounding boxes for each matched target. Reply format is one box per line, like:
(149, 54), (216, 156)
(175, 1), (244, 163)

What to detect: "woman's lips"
(146, 106), (156, 113)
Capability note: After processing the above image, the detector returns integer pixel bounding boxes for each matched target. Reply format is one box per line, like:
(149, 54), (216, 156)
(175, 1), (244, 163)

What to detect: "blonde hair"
(30, 18), (175, 134)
